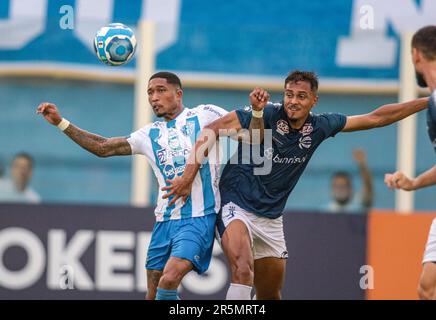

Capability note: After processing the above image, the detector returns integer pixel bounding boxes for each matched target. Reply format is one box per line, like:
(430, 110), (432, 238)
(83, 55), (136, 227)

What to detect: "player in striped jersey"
(36, 71), (268, 300)
(384, 26), (436, 300)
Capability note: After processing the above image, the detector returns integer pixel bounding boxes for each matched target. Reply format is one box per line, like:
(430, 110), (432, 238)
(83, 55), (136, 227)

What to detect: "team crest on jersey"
(244, 106), (252, 112)
(181, 122), (195, 137)
(168, 128), (182, 150)
(298, 136), (312, 149)
(299, 123), (313, 136)
(276, 120), (289, 135)
(157, 149), (167, 165)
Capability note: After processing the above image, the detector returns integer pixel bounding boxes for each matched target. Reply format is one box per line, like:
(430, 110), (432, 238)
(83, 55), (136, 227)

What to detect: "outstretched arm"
(342, 97), (428, 132)
(36, 102), (131, 157)
(385, 165), (436, 191)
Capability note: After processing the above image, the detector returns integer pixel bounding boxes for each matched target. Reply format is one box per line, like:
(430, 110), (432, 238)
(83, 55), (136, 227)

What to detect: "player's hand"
(352, 148), (366, 165)
(36, 102), (62, 126)
(161, 176), (193, 206)
(384, 171), (415, 191)
(250, 87), (270, 111)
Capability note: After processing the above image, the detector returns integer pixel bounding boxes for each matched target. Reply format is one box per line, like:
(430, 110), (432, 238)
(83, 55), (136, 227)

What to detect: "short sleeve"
(318, 113), (347, 138)
(235, 102), (279, 129)
(126, 126), (149, 155)
(197, 104), (228, 126)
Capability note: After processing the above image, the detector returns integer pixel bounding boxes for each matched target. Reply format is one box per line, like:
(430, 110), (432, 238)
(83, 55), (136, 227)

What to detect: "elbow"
(96, 141), (110, 158)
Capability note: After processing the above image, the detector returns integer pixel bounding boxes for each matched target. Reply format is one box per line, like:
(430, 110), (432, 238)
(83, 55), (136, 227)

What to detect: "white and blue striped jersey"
(127, 104), (228, 222)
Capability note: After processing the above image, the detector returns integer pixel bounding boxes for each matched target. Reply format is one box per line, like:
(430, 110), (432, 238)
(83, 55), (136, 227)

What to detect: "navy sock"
(155, 287), (179, 300)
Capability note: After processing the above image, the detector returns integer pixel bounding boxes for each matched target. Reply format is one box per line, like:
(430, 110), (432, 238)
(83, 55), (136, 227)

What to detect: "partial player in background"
(384, 25), (436, 300)
(163, 70), (429, 300)
(0, 152), (41, 204)
(326, 149), (373, 213)
(36, 71), (268, 300)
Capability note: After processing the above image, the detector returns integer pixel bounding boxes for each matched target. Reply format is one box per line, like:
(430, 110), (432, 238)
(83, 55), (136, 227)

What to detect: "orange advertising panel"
(367, 210), (436, 300)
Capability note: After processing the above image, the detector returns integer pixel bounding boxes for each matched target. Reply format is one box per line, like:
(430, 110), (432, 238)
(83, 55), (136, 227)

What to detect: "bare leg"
(221, 220), (254, 286)
(418, 262), (436, 300)
(146, 269), (162, 300)
(253, 257), (286, 300)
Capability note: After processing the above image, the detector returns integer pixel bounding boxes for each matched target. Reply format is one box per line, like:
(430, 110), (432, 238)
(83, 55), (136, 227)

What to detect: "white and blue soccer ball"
(94, 23), (137, 66)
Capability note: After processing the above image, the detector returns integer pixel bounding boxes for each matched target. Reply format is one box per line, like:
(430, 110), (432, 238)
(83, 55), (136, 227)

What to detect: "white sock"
(226, 283), (252, 300)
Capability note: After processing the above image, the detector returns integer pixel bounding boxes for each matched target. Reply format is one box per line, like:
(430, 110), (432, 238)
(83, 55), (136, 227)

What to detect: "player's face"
(147, 78), (183, 120)
(412, 47), (428, 88)
(11, 157), (32, 191)
(283, 81), (318, 125)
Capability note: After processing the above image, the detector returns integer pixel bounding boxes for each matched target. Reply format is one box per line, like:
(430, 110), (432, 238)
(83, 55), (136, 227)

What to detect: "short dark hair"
(13, 152), (34, 167)
(149, 71), (182, 89)
(285, 70), (318, 93)
(332, 171), (351, 182)
(412, 26), (436, 61)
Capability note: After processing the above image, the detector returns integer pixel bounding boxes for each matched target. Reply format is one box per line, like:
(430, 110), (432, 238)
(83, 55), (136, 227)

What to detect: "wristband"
(252, 109), (264, 118)
(57, 118), (70, 131)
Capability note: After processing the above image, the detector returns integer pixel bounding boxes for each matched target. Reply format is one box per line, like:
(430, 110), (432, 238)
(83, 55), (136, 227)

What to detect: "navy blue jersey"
(219, 102), (347, 219)
(428, 90), (436, 154)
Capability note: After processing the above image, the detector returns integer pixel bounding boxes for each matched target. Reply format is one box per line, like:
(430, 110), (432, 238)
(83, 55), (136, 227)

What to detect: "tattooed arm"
(36, 102), (131, 157)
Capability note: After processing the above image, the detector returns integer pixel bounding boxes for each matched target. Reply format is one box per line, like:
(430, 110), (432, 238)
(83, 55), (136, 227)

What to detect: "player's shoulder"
(191, 104), (227, 117)
(132, 121), (165, 136)
(311, 112), (346, 123)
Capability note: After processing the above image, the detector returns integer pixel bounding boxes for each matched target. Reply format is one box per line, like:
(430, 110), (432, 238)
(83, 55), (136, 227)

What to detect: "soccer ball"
(94, 23), (137, 66)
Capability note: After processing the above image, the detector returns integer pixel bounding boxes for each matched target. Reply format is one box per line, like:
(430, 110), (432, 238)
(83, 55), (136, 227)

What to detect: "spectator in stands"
(326, 149), (373, 213)
(0, 159), (4, 178)
(0, 152), (41, 203)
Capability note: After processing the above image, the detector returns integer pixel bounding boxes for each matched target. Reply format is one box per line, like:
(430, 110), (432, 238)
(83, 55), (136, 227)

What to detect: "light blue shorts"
(146, 214), (216, 274)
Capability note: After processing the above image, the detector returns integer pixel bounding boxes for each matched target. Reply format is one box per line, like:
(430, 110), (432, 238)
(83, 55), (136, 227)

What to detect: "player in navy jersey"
(163, 70), (429, 300)
(384, 25), (436, 300)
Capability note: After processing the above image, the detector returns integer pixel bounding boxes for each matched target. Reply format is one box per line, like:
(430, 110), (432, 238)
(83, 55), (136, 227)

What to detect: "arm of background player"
(385, 165), (436, 191)
(36, 102), (131, 157)
(341, 97), (429, 132)
(353, 149), (373, 208)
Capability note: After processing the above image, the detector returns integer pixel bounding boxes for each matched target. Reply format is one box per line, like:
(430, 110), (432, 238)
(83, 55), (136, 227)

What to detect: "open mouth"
(152, 104), (163, 111)
(286, 105), (300, 112)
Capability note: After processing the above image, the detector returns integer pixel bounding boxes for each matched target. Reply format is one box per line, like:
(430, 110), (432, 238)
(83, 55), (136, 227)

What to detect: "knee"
(230, 257), (253, 284)
(418, 280), (434, 300)
(158, 269), (184, 289)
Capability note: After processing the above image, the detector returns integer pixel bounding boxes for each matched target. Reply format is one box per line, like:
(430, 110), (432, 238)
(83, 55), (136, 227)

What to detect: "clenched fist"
(384, 171), (415, 191)
(36, 102), (62, 126)
(249, 87), (270, 111)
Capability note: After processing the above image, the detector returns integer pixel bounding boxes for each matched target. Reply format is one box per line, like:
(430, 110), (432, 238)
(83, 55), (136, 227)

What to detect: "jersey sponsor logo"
(163, 163), (185, 179)
(276, 120), (289, 135)
(203, 105), (224, 118)
(299, 123), (313, 136)
(157, 149), (167, 165)
(298, 136), (312, 149)
(264, 147), (274, 160)
(244, 106), (252, 112)
(264, 147), (308, 164)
